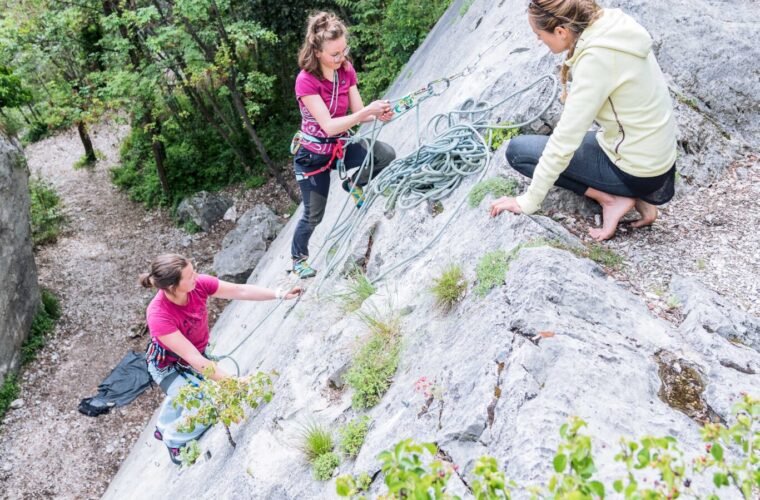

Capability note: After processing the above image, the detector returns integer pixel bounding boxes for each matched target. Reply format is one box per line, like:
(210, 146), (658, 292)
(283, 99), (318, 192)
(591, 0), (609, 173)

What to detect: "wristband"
(275, 288), (284, 300)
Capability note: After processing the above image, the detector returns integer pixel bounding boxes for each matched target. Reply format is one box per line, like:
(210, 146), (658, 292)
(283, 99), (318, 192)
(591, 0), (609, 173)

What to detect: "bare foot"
(586, 190), (636, 241)
(631, 199), (658, 228)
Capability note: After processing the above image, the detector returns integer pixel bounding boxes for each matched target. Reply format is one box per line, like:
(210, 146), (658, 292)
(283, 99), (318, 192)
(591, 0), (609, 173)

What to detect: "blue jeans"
(506, 132), (675, 203)
(291, 140), (396, 260)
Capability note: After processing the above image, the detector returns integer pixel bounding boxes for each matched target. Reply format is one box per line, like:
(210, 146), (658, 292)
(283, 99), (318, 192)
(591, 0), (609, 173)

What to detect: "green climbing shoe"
(342, 179), (365, 209)
(293, 258), (317, 279)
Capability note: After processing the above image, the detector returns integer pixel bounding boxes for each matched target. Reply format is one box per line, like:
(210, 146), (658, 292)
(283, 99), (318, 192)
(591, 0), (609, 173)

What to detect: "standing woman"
(491, 0), (677, 241)
(291, 11), (397, 278)
(141, 253), (301, 464)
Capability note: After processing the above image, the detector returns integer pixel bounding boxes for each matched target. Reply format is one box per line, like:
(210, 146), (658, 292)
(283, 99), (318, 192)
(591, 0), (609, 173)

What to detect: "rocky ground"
(0, 120), (756, 498)
(0, 122), (293, 499)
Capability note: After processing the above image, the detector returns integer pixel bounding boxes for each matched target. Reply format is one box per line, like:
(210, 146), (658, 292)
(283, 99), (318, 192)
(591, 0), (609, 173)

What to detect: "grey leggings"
(506, 132), (674, 202)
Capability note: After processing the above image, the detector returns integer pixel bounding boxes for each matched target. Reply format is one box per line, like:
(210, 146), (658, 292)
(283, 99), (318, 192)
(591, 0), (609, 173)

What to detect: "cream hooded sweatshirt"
(515, 9), (677, 214)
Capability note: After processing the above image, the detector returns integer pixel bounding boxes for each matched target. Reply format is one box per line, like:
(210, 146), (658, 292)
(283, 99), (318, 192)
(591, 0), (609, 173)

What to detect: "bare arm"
(159, 331), (228, 381)
(301, 88), (389, 136)
(211, 280), (302, 301)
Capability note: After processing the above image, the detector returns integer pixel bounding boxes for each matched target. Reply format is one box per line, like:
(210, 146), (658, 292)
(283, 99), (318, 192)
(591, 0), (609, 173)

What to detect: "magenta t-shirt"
(146, 274), (219, 368)
(295, 62), (357, 155)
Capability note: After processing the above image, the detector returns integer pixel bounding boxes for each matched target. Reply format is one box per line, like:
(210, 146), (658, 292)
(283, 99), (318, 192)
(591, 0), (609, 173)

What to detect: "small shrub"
(41, 289), (61, 321)
(22, 290), (61, 364)
(73, 152), (97, 170)
(174, 370), (275, 448)
(182, 220), (203, 234)
(22, 121), (50, 144)
(468, 177), (519, 208)
(180, 440), (202, 468)
(666, 295), (682, 310)
(488, 124), (520, 151)
(28, 178), (65, 246)
(430, 265), (467, 311)
(336, 472), (373, 497)
(313, 451), (340, 481)
(345, 310), (402, 409)
(244, 175), (266, 189)
(337, 271), (376, 314)
(378, 440), (455, 498)
(339, 416), (372, 459)
(299, 421), (335, 463)
(475, 249), (511, 297)
(0, 374), (20, 423)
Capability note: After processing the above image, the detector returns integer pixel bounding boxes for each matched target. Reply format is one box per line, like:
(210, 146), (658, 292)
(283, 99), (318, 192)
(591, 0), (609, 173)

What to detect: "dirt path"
(0, 122), (292, 499)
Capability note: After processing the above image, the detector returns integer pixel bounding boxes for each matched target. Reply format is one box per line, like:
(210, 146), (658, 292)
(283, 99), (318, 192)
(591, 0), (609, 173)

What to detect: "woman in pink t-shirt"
(140, 253), (300, 464)
(290, 11), (397, 278)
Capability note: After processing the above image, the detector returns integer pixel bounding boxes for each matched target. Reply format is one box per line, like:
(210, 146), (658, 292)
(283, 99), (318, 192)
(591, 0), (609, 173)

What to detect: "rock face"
(212, 205), (283, 283)
(176, 191), (233, 232)
(0, 134), (40, 379)
(106, 1), (760, 498)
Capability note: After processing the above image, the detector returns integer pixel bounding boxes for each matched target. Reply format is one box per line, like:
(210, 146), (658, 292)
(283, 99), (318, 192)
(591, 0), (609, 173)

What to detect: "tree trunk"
(17, 107), (32, 125)
(224, 424), (236, 448)
(76, 121), (97, 163)
(149, 115), (171, 197)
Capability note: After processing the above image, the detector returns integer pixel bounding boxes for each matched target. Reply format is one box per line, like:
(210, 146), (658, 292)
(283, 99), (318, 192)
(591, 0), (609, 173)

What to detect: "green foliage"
(345, 310), (402, 409)
(474, 249), (511, 297)
(300, 421), (335, 463)
(377, 439), (456, 499)
(0, 65), (32, 109)
(73, 152), (97, 170)
(173, 370), (275, 448)
(546, 418), (604, 498)
(244, 175), (267, 190)
(430, 264), (467, 311)
(488, 124), (520, 151)
(28, 178), (65, 246)
(180, 440), (202, 468)
(584, 243), (624, 270)
(666, 295), (682, 310)
(182, 220), (203, 234)
(468, 177), (518, 208)
(22, 290), (61, 365)
(313, 451), (341, 481)
(0, 374), (20, 424)
(337, 271), (376, 314)
(471, 456), (512, 499)
(336, 472), (373, 496)
(459, 0), (476, 16)
(22, 122), (53, 145)
(339, 416), (372, 459)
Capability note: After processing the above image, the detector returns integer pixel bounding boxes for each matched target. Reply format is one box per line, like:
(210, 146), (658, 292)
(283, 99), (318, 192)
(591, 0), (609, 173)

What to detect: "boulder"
(0, 133), (39, 379)
(213, 205), (283, 283)
(176, 191), (233, 232)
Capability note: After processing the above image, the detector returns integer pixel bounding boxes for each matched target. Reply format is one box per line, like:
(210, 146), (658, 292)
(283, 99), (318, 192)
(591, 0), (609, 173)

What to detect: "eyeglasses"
(328, 46), (350, 62)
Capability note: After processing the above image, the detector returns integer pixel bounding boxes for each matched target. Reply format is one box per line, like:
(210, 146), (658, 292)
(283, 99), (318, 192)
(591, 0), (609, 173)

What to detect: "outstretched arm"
(302, 89), (390, 136)
(211, 280), (302, 301)
(159, 331), (229, 381)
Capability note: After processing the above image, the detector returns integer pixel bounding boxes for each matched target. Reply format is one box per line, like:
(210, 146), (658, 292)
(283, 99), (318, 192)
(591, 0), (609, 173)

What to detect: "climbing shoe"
(342, 179), (365, 209)
(293, 258), (317, 279)
(167, 446), (183, 466)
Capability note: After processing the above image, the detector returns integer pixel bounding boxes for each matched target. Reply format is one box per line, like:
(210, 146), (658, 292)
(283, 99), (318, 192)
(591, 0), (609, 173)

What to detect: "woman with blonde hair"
(291, 11), (396, 278)
(141, 253), (301, 464)
(491, 0), (677, 241)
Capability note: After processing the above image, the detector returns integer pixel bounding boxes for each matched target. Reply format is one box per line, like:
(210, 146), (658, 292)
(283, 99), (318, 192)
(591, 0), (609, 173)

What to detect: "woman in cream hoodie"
(491, 0), (677, 241)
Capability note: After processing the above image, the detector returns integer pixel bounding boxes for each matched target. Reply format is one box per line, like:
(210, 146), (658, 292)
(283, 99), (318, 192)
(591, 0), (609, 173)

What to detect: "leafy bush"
(377, 440), (455, 498)
(488, 124), (520, 151)
(430, 265), (467, 311)
(300, 421), (335, 463)
(339, 416), (372, 459)
(313, 451), (341, 481)
(336, 472), (373, 497)
(22, 121), (51, 144)
(174, 370), (275, 448)
(0, 374), (20, 423)
(180, 440), (202, 468)
(345, 310), (402, 409)
(468, 177), (518, 208)
(21, 289), (61, 364)
(28, 178), (65, 246)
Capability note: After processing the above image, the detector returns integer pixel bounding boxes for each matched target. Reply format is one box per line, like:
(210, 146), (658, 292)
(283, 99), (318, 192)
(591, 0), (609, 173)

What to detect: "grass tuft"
(468, 177), (518, 208)
(474, 250), (512, 297)
(430, 265), (467, 311)
(299, 421), (335, 463)
(337, 271), (376, 314)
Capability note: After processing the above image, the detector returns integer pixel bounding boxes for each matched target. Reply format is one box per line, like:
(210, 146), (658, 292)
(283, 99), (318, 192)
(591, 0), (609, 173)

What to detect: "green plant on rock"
(336, 471), (373, 497)
(468, 177), (518, 208)
(180, 439), (202, 468)
(430, 264), (468, 312)
(22, 289), (61, 364)
(28, 178), (65, 246)
(173, 369), (275, 448)
(546, 417), (606, 499)
(471, 456), (513, 499)
(0, 374), (20, 423)
(340, 416), (372, 459)
(475, 249), (512, 297)
(338, 271), (376, 314)
(313, 451), (341, 481)
(182, 220), (203, 234)
(584, 243), (624, 270)
(345, 309), (402, 409)
(299, 421), (335, 463)
(488, 124), (520, 151)
(377, 439), (457, 499)
(666, 295), (682, 310)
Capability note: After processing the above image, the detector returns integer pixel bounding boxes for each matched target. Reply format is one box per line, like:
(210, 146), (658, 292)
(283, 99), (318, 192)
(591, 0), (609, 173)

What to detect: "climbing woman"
(490, 0), (677, 241)
(141, 253), (301, 464)
(291, 11), (397, 278)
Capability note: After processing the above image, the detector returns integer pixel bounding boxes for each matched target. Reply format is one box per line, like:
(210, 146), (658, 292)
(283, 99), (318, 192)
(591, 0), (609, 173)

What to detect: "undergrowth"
(468, 177), (518, 208)
(430, 265), (467, 311)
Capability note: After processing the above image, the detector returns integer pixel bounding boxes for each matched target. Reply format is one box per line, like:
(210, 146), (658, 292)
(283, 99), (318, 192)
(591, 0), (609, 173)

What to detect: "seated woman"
(291, 11), (396, 278)
(491, 0), (677, 241)
(141, 253), (301, 464)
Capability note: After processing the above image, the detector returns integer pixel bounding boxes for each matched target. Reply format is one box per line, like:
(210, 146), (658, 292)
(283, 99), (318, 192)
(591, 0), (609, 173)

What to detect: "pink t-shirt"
(146, 274), (219, 368)
(295, 62), (357, 155)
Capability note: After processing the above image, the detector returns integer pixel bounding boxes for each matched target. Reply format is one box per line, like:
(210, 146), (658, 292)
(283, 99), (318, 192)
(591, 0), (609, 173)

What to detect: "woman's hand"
(365, 99), (391, 118)
(282, 286), (303, 300)
(490, 196), (523, 217)
(378, 109), (394, 122)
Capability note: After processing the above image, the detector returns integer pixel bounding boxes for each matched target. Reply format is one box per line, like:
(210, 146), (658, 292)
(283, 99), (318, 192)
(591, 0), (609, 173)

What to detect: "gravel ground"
(0, 121), (756, 498)
(0, 122), (293, 499)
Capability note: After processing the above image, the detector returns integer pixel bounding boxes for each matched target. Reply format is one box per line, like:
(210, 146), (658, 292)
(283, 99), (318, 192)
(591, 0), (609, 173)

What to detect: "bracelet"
(275, 288), (284, 300)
